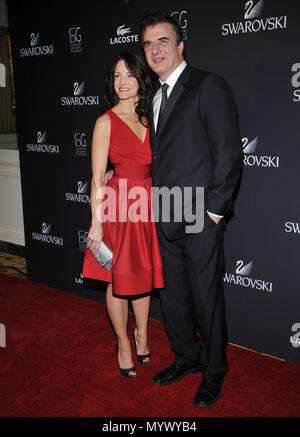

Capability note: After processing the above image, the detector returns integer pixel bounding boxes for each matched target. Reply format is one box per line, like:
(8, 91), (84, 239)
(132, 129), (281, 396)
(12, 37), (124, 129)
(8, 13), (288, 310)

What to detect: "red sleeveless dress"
(81, 109), (165, 296)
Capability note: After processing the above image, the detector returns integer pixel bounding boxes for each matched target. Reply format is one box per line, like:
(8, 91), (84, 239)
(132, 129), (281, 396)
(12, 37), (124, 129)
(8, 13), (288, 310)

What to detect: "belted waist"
(114, 163), (151, 179)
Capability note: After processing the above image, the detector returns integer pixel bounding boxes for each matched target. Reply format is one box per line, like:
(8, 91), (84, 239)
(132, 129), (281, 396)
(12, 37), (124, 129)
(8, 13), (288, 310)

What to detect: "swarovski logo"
(285, 222), (300, 234)
(20, 32), (54, 57)
(290, 323), (300, 348)
(242, 137), (258, 154)
(74, 81), (84, 96)
(61, 82), (99, 106)
(32, 222), (64, 246)
(65, 181), (90, 203)
(78, 181), (88, 193)
(42, 222), (51, 234)
(110, 24), (139, 45)
(242, 137), (279, 168)
(224, 260), (273, 293)
(30, 32), (40, 46)
(222, 1), (287, 36)
(26, 131), (60, 153)
(235, 260), (253, 276)
(37, 131), (46, 144)
(244, 0), (264, 19)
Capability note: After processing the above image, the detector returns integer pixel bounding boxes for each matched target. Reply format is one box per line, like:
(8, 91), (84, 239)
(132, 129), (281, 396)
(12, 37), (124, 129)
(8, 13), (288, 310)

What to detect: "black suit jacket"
(149, 64), (242, 240)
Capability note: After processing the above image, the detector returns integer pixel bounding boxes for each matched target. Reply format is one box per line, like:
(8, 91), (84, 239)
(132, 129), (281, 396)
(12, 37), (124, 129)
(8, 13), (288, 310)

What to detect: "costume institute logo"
(171, 10), (188, 40)
(65, 180), (90, 203)
(291, 63), (300, 103)
(32, 222), (64, 246)
(224, 260), (273, 293)
(109, 24), (139, 45)
(242, 136), (279, 168)
(74, 230), (88, 284)
(19, 32), (54, 57)
(69, 26), (82, 53)
(221, 0), (287, 36)
(78, 229), (88, 251)
(74, 132), (87, 157)
(61, 81), (99, 106)
(26, 131), (60, 154)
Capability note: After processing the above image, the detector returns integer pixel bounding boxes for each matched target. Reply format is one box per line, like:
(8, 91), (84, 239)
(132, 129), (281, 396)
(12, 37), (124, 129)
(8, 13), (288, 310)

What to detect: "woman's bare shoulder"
(94, 111), (111, 131)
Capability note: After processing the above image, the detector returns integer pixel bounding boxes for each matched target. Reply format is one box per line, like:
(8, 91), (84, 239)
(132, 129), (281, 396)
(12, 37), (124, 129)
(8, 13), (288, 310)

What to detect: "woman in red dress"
(81, 52), (165, 378)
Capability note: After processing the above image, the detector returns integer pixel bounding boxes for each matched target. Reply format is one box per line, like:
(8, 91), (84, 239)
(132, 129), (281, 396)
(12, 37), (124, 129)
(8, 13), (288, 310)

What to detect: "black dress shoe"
(151, 360), (201, 386)
(193, 376), (224, 408)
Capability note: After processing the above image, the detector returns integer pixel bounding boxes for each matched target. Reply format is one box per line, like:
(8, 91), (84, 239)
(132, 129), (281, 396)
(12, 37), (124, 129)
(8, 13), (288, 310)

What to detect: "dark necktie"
(156, 83), (169, 135)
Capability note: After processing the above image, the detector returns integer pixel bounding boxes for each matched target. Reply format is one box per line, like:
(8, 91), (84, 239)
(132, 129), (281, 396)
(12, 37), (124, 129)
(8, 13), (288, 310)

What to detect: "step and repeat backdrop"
(8, 0), (300, 363)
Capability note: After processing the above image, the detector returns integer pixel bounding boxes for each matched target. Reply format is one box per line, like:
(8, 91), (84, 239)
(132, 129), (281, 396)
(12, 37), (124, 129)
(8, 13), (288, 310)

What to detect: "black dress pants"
(157, 213), (228, 378)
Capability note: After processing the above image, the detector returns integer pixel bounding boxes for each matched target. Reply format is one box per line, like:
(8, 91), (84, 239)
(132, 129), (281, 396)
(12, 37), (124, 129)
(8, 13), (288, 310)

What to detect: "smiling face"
(143, 22), (184, 82)
(113, 60), (139, 101)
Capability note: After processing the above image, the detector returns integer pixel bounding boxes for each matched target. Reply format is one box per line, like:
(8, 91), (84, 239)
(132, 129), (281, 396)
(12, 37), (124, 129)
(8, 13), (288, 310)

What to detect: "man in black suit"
(141, 13), (242, 407)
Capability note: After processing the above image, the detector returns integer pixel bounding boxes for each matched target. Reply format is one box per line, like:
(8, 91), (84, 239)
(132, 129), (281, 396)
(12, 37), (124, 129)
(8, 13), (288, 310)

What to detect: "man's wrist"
(207, 211), (223, 224)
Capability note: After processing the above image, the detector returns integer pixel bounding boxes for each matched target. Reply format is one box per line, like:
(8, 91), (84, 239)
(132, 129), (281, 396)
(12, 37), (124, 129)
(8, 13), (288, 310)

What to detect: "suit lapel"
(157, 64), (192, 139)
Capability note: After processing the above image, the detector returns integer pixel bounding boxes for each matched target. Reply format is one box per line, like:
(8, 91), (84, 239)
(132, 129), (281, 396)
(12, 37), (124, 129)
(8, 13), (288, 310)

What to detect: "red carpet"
(0, 272), (299, 418)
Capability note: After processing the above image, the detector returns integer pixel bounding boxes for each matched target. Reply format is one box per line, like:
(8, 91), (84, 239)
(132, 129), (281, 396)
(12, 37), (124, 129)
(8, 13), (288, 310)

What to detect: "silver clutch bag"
(89, 241), (113, 271)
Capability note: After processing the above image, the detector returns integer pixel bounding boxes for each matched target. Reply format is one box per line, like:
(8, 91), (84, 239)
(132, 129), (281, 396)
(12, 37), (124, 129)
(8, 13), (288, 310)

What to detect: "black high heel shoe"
(116, 344), (136, 379)
(133, 330), (151, 366)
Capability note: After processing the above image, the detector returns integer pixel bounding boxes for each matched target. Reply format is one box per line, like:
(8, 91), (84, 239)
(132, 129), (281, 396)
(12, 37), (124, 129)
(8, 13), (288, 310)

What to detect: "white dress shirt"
(152, 60), (223, 219)
(153, 60), (187, 131)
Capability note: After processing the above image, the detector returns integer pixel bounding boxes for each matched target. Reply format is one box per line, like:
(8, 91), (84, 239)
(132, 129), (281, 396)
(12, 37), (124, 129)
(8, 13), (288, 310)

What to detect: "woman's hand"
(103, 170), (114, 184)
(86, 223), (103, 254)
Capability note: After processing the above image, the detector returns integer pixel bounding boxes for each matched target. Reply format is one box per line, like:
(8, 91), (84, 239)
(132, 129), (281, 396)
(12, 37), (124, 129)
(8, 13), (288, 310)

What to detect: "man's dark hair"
(140, 12), (183, 46)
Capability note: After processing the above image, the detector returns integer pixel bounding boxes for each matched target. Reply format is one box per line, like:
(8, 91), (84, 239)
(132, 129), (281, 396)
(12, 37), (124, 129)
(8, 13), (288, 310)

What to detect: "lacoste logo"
(117, 25), (131, 36)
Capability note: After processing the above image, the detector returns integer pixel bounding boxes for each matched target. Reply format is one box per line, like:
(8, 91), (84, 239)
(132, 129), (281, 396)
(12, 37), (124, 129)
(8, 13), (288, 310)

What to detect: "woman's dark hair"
(140, 12), (183, 46)
(103, 52), (153, 126)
